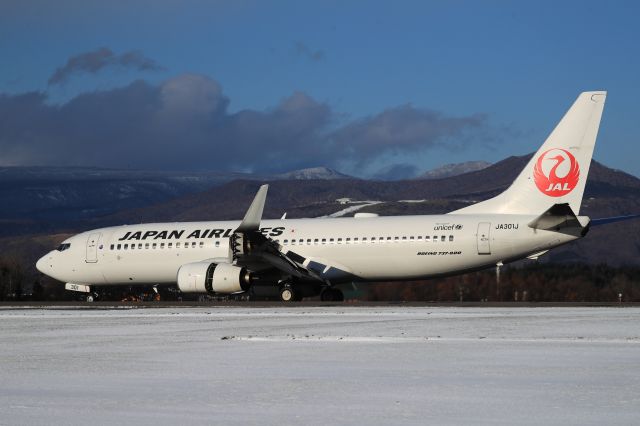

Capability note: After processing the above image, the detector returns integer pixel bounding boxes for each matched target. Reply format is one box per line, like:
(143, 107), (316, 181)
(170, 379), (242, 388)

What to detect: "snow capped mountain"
(417, 161), (492, 179)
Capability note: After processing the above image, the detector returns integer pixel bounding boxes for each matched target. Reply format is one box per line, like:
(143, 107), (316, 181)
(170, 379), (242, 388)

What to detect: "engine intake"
(177, 261), (251, 294)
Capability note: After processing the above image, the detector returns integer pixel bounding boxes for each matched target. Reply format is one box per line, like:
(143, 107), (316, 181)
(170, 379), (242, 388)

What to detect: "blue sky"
(1, 0), (639, 178)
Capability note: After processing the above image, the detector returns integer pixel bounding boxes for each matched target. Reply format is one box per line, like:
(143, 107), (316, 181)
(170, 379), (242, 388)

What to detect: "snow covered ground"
(1, 307), (638, 425)
(320, 201), (381, 218)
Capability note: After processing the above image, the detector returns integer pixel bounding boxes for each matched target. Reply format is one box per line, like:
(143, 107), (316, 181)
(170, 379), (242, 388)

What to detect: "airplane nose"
(36, 254), (49, 274)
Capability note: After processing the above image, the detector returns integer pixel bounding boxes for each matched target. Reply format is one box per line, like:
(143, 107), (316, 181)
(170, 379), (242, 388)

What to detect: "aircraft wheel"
(320, 288), (334, 302)
(279, 286), (296, 302)
(321, 288), (344, 302)
(86, 294), (95, 303)
(332, 288), (344, 302)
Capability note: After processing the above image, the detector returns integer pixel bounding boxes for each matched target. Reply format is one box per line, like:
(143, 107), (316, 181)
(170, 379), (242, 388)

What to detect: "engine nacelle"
(176, 261), (251, 294)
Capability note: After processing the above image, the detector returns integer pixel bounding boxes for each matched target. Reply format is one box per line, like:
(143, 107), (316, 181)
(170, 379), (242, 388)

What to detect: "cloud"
(48, 47), (163, 86)
(329, 106), (487, 166)
(293, 41), (325, 62)
(0, 74), (502, 175)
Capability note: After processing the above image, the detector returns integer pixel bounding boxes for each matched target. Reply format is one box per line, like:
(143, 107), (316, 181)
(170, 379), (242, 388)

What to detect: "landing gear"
(86, 293), (95, 303)
(320, 288), (344, 302)
(279, 285), (302, 302)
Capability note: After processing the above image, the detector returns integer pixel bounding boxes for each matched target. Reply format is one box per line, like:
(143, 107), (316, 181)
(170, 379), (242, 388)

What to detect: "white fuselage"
(36, 214), (584, 287)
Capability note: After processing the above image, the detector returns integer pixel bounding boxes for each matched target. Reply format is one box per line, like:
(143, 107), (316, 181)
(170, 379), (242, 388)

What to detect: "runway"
(1, 306), (639, 425)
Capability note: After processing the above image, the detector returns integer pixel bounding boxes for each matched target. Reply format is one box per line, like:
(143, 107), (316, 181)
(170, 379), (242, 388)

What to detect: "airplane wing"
(227, 184), (330, 283)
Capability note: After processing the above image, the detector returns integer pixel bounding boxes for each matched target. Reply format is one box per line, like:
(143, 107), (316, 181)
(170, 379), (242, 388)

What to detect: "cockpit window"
(56, 243), (71, 252)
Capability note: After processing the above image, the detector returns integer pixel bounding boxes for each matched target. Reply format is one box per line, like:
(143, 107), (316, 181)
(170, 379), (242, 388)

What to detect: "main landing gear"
(320, 287), (344, 302)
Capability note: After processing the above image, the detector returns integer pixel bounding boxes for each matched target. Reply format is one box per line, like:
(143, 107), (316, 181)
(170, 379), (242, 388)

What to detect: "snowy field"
(1, 307), (639, 425)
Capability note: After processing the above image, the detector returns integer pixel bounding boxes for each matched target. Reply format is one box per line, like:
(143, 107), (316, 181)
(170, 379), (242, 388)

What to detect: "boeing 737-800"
(37, 91), (628, 301)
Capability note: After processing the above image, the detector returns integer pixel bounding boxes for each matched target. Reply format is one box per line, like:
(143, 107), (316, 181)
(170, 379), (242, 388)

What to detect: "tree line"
(367, 263), (640, 302)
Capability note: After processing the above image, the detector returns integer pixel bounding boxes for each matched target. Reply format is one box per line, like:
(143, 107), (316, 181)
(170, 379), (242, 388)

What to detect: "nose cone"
(36, 252), (56, 277)
(36, 255), (47, 274)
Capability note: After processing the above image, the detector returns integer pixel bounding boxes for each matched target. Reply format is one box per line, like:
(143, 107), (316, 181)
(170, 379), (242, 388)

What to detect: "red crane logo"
(533, 148), (580, 197)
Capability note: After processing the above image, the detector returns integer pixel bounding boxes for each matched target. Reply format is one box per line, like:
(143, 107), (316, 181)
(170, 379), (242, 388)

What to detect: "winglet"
(236, 184), (269, 232)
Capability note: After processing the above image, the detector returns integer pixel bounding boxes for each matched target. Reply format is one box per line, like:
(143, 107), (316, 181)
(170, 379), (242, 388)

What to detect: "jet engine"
(177, 261), (251, 294)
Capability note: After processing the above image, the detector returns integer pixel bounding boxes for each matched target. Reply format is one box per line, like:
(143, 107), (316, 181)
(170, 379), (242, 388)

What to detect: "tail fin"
(453, 91), (606, 215)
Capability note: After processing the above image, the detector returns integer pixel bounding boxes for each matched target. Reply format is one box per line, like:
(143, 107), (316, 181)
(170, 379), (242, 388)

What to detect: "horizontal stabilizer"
(528, 203), (582, 231)
(590, 214), (640, 227)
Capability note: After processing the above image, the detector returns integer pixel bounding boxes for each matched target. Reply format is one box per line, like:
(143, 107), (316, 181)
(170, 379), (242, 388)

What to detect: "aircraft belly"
(301, 240), (478, 281)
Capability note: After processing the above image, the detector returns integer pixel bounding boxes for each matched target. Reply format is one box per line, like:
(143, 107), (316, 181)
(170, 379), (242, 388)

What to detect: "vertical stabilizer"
(452, 91), (606, 215)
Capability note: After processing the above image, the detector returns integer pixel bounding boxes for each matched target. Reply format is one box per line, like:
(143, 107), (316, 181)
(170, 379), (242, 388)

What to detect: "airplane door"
(477, 222), (491, 255)
(86, 233), (102, 263)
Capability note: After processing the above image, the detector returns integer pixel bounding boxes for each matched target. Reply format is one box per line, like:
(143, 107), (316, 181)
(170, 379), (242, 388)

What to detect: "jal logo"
(533, 148), (580, 197)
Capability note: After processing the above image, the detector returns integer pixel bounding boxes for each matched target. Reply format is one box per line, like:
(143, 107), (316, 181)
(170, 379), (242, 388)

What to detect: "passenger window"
(291, 240), (296, 245)
(410, 236), (414, 240)
(117, 244), (121, 250)
(284, 239), (289, 244)
(441, 235), (446, 242)
(191, 242), (196, 248)
(362, 237), (367, 242)
(168, 243), (172, 248)
(110, 244), (114, 250)
(417, 236), (423, 240)
(322, 238), (326, 244)
(449, 235), (454, 242)
(307, 239), (311, 244)
(131, 245), (135, 250)
(433, 236), (437, 242)
(145, 243), (149, 249)
(138, 243), (142, 249)
(387, 237), (392, 241)
(425, 236), (430, 242)
(337, 238), (342, 244)
(394, 236), (399, 241)
(199, 242), (204, 248)
(124, 244), (128, 250)
(215, 241), (220, 247)
(330, 238), (334, 243)
(152, 243), (157, 249)
(402, 236), (407, 240)
(314, 238), (319, 244)
(160, 243), (164, 249)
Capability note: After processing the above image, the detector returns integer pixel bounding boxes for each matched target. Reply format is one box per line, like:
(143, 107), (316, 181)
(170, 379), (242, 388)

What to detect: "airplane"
(36, 91), (632, 302)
